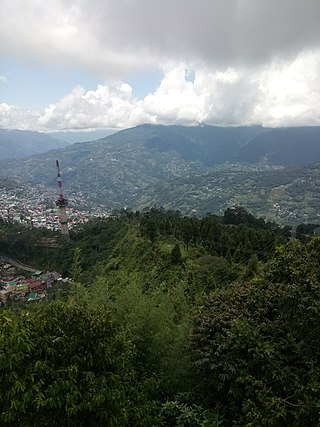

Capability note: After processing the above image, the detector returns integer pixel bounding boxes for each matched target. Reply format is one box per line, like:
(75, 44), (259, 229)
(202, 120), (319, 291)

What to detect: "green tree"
(160, 399), (223, 426)
(71, 247), (83, 282)
(171, 243), (183, 264)
(181, 219), (193, 249)
(0, 299), (156, 426)
(190, 239), (320, 425)
(144, 219), (159, 243)
(242, 254), (260, 280)
(110, 279), (192, 397)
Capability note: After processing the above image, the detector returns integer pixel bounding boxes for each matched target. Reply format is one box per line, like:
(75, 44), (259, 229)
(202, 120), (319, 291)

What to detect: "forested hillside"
(1, 208), (320, 425)
(142, 164), (320, 223)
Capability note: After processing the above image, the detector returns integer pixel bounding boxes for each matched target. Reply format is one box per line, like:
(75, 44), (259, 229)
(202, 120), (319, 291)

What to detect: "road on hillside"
(0, 256), (38, 273)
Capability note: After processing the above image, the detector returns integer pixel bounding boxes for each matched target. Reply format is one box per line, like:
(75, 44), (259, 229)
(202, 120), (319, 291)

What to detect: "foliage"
(160, 399), (223, 426)
(71, 246), (83, 282)
(90, 269), (193, 397)
(190, 238), (320, 425)
(0, 298), (157, 426)
(4, 208), (320, 425)
(171, 243), (183, 264)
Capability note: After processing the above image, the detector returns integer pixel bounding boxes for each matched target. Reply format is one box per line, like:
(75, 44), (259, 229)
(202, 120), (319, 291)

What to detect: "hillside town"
(0, 182), (108, 306)
(0, 181), (110, 231)
(0, 258), (69, 306)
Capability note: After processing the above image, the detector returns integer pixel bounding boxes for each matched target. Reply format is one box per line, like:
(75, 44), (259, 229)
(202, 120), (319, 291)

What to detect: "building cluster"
(0, 261), (67, 305)
(0, 183), (109, 231)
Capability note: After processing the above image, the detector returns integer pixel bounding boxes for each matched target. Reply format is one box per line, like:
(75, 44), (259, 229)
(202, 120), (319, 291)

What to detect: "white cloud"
(0, 103), (40, 129)
(1, 1), (320, 129)
(0, 75), (7, 83)
(251, 50), (320, 126)
(2, 50), (320, 131)
(142, 67), (206, 125)
(38, 83), (147, 130)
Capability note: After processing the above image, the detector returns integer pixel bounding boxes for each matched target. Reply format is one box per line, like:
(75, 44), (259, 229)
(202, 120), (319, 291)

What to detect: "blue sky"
(1, 56), (100, 110)
(1, 0), (320, 132)
(1, 56), (162, 110)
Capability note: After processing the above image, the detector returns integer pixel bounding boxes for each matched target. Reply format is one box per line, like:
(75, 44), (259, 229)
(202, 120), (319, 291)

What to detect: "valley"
(1, 124), (320, 225)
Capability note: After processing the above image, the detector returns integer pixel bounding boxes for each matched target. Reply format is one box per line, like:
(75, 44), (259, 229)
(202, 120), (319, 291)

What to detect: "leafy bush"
(0, 298), (156, 426)
(190, 239), (320, 425)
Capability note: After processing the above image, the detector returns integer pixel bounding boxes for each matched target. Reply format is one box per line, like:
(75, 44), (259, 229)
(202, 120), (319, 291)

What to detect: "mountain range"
(48, 129), (116, 143)
(0, 129), (69, 159)
(1, 124), (320, 223)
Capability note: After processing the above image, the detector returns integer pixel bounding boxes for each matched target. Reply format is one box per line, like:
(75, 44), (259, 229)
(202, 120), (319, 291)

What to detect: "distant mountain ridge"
(48, 129), (116, 143)
(238, 126), (320, 165)
(1, 123), (320, 223)
(142, 124), (266, 166)
(0, 124), (268, 205)
(0, 129), (69, 160)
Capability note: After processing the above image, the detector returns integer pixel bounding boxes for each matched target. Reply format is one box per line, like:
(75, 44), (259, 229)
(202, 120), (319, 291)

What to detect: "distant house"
(28, 279), (45, 292)
(2, 263), (12, 269)
(0, 263), (16, 277)
(6, 281), (18, 287)
(12, 276), (25, 282)
(27, 292), (45, 302)
(40, 272), (61, 288)
(32, 271), (43, 276)
(15, 283), (29, 293)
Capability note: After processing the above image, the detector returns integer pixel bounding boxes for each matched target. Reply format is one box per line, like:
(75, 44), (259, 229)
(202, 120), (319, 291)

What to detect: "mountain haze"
(48, 129), (116, 143)
(238, 127), (320, 165)
(0, 129), (69, 160)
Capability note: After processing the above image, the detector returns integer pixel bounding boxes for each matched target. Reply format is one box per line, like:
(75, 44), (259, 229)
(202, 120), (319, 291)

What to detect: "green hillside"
(143, 164), (320, 223)
(2, 209), (320, 424)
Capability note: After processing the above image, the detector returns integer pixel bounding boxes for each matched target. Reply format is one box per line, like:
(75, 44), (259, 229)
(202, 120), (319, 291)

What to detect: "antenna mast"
(55, 160), (69, 241)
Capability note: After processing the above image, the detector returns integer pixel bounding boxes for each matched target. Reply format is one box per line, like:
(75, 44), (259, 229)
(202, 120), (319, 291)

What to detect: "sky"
(1, 0), (320, 132)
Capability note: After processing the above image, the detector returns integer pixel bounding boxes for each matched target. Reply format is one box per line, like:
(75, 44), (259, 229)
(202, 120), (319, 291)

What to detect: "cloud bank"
(2, 53), (320, 131)
(1, 0), (320, 130)
(2, 0), (320, 73)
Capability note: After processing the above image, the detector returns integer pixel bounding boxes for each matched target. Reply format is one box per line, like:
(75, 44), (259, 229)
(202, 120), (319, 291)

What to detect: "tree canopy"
(1, 209), (320, 425)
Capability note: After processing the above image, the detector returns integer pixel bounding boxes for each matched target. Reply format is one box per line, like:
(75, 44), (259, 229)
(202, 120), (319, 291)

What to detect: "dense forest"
(1, 208), (320, 426)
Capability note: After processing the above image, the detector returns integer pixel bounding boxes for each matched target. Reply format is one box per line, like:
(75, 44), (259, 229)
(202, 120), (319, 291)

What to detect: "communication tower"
(55, 160), (69, 241)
